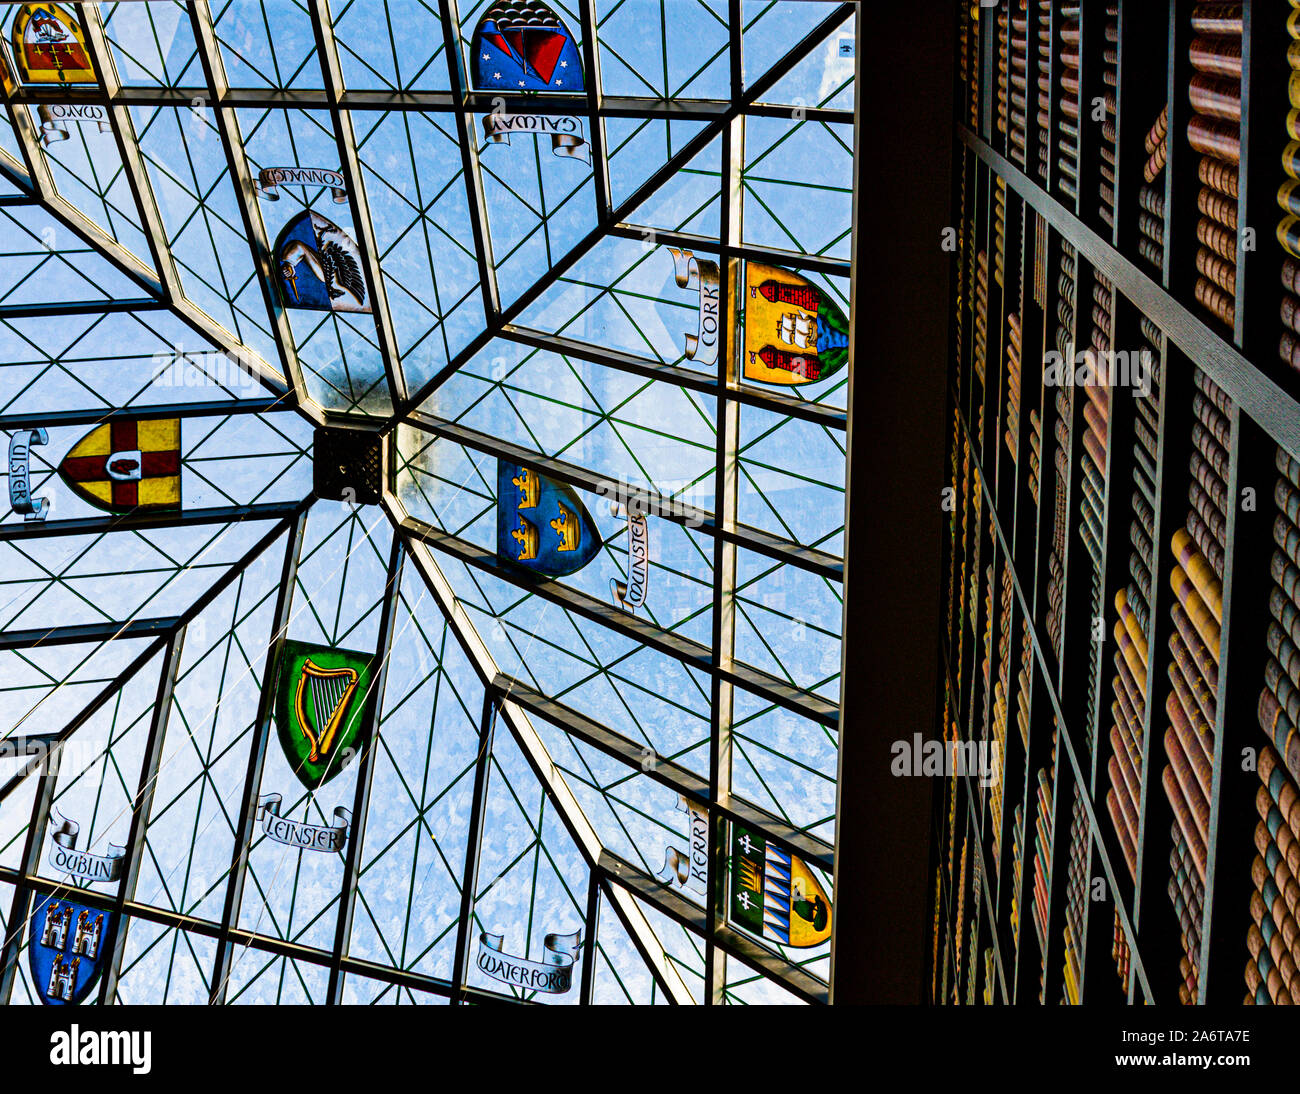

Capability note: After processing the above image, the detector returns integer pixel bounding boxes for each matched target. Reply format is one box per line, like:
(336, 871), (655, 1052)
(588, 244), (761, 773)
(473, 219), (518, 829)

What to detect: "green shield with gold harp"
(273, 640), (376, 788)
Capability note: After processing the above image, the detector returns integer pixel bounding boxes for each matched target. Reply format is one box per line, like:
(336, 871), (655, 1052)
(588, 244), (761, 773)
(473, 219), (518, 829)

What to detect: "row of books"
(1062, 786), (1089, 1003)
(1045, 242), (1077, 659)
(1113, 909), (1132, 986)
(1010, 0), (1029, 173)
(1281, 6), (1300, 376)
(1162, 367), (1231, 1003)
(1245, 445), (1300, 1002)
(955, 831), (970, 1004)
(1138, 104), (1168, 272)
(1029, 211), (1049, 506)
(998, 5), (1010, 144)
(960, 0), (979, 131)
(994, 176), (1007, 290)
(1034, 1), (1051, 185)
(1055, 3), (1080, 204)
(1031, 734), (1058, 1001)
(1097, 5), (1118, 230)
(1187, 5), (1241, 331)
(990, 564), (1014, 863)
(1105, 316), (1163, 901)
(941, 698), (962, 1004)
(975, 249), (990, 386)
(1081, 270), (1115, 762)
(1012, 801), (1026, 940)
(1006, 310), (1022, 465)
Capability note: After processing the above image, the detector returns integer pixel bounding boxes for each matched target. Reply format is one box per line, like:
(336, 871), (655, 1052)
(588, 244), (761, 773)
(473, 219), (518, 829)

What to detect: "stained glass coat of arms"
(0, 0), (857, 1007)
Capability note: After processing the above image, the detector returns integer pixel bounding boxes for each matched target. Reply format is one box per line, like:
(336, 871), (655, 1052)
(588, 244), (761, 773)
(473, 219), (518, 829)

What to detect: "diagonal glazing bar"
(0, 617), (178, 651)
(405, 410), (843, 578)
(97, 623), (186, 1003)
(386, 2), (857, 424)
(0, 500), (307, 542)
(392, 516), (695, 1004)
(208, 507), (308, 1002)
(394, 513), (838, 728)
(309, 0), (408, 407)
(449, 690), (496, 1001)
(500, 324), (846, 429)
(326, 536), (404, 1003)
(597, 850), (828, 1004)
(187, 0), (315, 421)
(439, 0), (501, 324)
(0, 864), (526, 1004)
(66, 5), (294, 405)
(492, 674), (833, 870)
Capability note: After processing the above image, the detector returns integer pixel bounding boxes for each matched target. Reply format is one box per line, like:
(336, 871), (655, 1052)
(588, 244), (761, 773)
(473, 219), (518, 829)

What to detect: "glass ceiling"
(0, 0), (855, 1005)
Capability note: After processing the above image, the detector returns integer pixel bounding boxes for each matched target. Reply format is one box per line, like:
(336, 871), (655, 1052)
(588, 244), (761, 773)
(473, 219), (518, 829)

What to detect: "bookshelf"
(933, 0), (1300, 1005)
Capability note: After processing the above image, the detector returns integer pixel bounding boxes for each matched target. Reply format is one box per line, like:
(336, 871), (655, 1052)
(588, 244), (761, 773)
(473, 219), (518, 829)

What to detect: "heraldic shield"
(741, 262), (850, 387)
(12, 2), (96, 85)
(27, 897), (112, 1005)
(274, 640), (376, 789)
(58, 417), (181, 514)
(729, 824), (832, 948)
(273, 211), (371, 314)
(496, 460), (602, 578)
(471, 0), (584, 92)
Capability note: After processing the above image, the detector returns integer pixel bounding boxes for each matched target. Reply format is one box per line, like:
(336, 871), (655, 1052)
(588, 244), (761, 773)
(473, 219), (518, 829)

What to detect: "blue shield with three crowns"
(27, 895), (112, 1005)
(496, 460), (601, 578)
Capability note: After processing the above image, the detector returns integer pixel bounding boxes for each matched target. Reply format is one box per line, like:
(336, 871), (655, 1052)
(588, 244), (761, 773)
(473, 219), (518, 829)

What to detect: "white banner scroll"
(8, 427), (48, 521)
(38, 103), (111, 146)
(47, 809), (125, 886)
(255, 793), (351, 852)
(481, 113), (590, 163)
(255, 166), (348, 203)
(655, 795), (708, 896)
(609, 501), (649, 613)
(668, 247), (720, 365)
(477, 929), (583, 993)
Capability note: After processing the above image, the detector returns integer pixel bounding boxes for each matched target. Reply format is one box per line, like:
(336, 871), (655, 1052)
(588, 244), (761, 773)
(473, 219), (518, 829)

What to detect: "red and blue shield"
(27, 895), (112, 1005)
(472, 1), (584, 92)
(496, 460), (601, 578)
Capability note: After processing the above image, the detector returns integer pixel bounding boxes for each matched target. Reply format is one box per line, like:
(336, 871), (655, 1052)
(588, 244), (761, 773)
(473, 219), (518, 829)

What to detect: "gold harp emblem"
(293, 657), (360, 762)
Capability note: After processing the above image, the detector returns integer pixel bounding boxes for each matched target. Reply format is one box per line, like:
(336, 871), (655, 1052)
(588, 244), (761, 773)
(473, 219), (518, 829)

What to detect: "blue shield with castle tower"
(496, 461), (601, 578)
(27, 895), (111, 1005)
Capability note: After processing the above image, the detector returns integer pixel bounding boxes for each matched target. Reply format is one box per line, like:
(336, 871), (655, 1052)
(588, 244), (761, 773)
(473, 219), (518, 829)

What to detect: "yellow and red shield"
(58, 418), (181, 514)
(11, 3), (96, 86)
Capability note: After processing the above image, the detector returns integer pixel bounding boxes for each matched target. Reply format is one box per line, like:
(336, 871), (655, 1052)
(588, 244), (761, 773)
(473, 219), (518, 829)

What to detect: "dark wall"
(831, 3), (956, 1004)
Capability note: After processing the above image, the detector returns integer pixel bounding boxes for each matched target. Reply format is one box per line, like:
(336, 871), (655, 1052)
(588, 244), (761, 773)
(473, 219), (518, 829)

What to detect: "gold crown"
(512, 468), (539, 509)
(549, 503), (578, 552)
(738, 859), (762, 893)
(512, 518), (538, 561)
